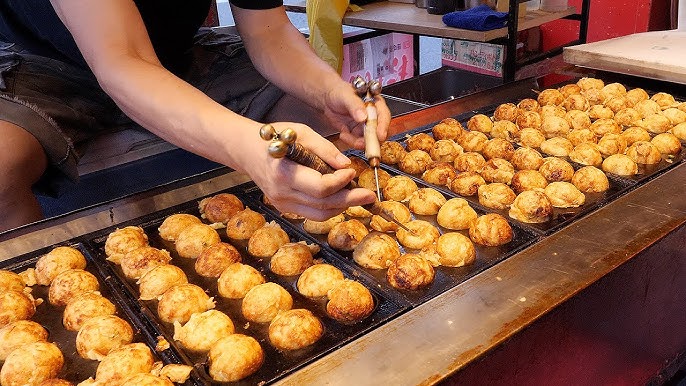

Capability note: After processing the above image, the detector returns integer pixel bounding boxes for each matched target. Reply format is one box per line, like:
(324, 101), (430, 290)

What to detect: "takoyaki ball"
(540, 105), (567, 120)
(158, 283), (215, 324)
(565, 110), (592, 131)
(572, 166), (610, 193)
(95, 343), (154, 385)
(422, 162), (457, 186)
(345, 205), (373, 218)
(602, 154), (638, 176)
(405, 132), (435, 152)
(544, 182), (585, 208)
(540, 116), (571, 139)
(437, 198), (478, 230)
(511, 147), (544, 171)
(569, 143), (603, 167)
(348, 156), (369, 178)
(270, 242), (318, 276)
(0, 342), (63, 386)
(511, 170), (549, 194)
(0, 270), (24, 293)
(662, 107), (686, 125)
(105, 226), (149, 265)
(49, 269), (99, 307)
(588, 105), (614, 121)
(459, 130), (489, 152)
(436, 233), (476, 267)
(508, 191), (553, 224)
(450, 171), (486, 196)
(467, 114), (493, 134)
(380, 141), (407, 165)
(600, 82), (627, 100)
(297, 264), (345, 298)
(199, 193), (244, 224)
(477, 183), (516, 210)
(0, 320), (48, 361)
(269, 309), (323, 351)
(432, 118), (465, 141)
(353, 232), (401, 269)
(158, 214), (202, 242)
(386, 254), (435, 290)
(417, 244), (441, 267)
(247, 221), (289, 258)
(480, 158), (515, 185)
(208, 334), (263, 382)
(493, 102), (518, 122)
(539, 157), (575, 182)
(217, 263), (265, 299)
(121, 246), (171, 280)
(63, 291), (116, 331)
(559, 83), (582, 97)
(370, 201), (412, 233)
(613, 107), (641, 127)
(173, 310), (234, 353)
(429, 139), (463, 162)
(516, 111), (542, 130)
(621, 126), (652, 146)
(490, 120), (520, 141)
(396, 220), (440, 250)
(607, 96), (632, 112)
(302, 213), (345, 235)
(563, 94), (590, 112)
(398, 149), (433, 174)
(121, 374), (173, 386)
(517, 98), (540, 112)
(636, 113), (672, 134)
(540, 137), (573, 157)
(137, 264), (188, 301)
(537, 88), (564, 106)
(469, 213), (513, 247)
(625, 87), (649, 106)
(482, 138), (515, 161)
(326, 280), (374, 323)
(597, 133), (627, 157)
(175, 223), (221, 259)
(225, 207), (266, 240)
(37, 379), (73, 386)
(581, 88), (603, 106)
(673, 122), (686, 140)
(651, 92), (677, 109)
(358, 167), (391, 192)
(408, 188), (447, 215)
(454, 152), (486, 173)
(626, 141), (663, 164)
(567, 129), (597, 147)
(577, 77), (604, 91)
(242, 282), (292, 323)
(35, 246), (87, 286)
(652, 133), (682, 155)
(195, 242), (241, 278)
(519, 128), (546, 148)
(590, 118), (621, 137)
(634, 99), (661, 118)
(382, 175), (418, 202)
(678, 102), (686, 113)
(327, 219), (369, 251)
(76, 315), (134, 361)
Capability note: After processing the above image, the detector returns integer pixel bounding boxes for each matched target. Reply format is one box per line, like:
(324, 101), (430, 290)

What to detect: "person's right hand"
(238, 121), (377, 221)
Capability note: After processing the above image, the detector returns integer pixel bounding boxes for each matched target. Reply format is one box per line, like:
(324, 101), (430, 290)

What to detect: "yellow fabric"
(306, 0), (350, 74)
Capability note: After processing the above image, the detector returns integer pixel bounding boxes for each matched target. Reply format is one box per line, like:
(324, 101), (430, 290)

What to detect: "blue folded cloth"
(442, 4), (508, 31)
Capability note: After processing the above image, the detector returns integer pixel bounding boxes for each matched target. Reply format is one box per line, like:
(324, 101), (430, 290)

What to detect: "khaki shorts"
(0, 28), (284, 195)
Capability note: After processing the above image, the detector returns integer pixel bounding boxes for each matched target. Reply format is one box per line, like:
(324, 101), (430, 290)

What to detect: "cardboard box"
(440, 39), (505, 77)
(341, 33), (415, 86)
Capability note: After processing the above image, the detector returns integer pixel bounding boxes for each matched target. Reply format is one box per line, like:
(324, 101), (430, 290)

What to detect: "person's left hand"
(322, 80), (391, 149)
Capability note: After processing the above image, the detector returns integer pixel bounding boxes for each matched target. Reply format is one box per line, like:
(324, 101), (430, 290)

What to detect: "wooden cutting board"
(563, 30), (686, 85)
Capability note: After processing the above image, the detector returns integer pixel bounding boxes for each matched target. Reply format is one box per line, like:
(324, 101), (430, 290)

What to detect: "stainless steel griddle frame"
(2, 75), (685, 385)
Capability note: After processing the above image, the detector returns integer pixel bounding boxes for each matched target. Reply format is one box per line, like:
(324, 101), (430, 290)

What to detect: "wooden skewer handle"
(363, 102), (381, 165)
(286, 142), (336, 175)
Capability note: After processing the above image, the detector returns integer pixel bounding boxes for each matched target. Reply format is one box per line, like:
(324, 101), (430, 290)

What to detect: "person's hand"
(322, 80), (391, 149)
(241, 121), (377, 221)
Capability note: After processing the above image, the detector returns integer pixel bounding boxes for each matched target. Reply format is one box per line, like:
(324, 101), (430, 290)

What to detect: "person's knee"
(0, 120), (47, 192)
